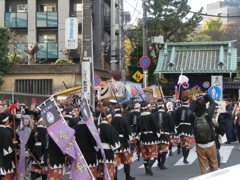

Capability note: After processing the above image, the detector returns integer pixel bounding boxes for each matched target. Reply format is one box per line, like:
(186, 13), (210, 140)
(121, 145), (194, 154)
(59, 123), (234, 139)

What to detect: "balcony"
(69, 11), (82, 24)
(9, 43), (28, 59)
(37, 12), (58, 27)
(5, 12), (27, 28)
(36, 43), (58, 59)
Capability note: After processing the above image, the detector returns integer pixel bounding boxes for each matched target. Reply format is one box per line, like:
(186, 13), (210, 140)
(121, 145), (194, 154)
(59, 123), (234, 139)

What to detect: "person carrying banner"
(136, 103), (160, 175)
(166, 102), (180, 156)
(154, 100), (175, 170)
(29, 117), (48, 180)
(97, 112), (121, 180)
(128, 103), (141, 155)
(74, 115), (98, 179)
(111, 105), (135, 180)
(175, 96), (192, 164)
(43, 133), (65, 179)
(0, 112), (16, 180)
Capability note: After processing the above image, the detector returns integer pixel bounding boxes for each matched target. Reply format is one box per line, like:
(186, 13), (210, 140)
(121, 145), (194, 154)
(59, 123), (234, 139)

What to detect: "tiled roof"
(154, 41), (238, 76)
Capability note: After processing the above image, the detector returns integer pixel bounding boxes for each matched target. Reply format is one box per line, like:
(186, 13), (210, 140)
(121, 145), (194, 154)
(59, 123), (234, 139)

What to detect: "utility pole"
(110, 0), (116, 71)
(142, 0), (148, 88)
(82, 0), (94, 108)
(119, 0), (126, 81)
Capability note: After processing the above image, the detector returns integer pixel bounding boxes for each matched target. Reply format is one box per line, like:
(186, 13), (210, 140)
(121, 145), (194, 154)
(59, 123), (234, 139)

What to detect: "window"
(39, 4), (56, 12)
(74, 3), (82, 11)
(39, 34), (56, 43)
(15, 79), (53, 95)
(17, 4), (28, 12)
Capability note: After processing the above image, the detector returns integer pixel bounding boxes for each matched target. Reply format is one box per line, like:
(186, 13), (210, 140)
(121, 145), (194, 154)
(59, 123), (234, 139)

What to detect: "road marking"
(219, 146), (234, 163)
(174, 146), (197, 166)
(138, 146), (178, 168)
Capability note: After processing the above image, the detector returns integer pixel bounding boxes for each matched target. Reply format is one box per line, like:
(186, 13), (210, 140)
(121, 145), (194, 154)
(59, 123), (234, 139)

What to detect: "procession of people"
(0, 91), (240, 180)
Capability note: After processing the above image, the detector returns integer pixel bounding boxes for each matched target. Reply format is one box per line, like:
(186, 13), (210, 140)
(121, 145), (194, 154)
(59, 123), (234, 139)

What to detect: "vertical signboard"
(82, 61), (91, 100)
(65, 18), (78, 49)
(211, 75), (223, 100)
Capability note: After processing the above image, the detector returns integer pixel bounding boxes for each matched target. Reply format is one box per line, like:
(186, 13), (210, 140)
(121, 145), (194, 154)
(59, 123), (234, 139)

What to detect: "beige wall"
(2, 73), (81, 94)
(0, 0), (5, 26)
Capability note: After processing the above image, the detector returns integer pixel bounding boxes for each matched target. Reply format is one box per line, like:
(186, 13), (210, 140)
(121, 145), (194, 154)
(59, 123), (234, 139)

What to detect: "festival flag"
(14, 110), (25, 180)
(178, 75), (189, 86)
(81, 97), (110, 180)
(98, 81), (112, 100)
(39, 98), (92, 180)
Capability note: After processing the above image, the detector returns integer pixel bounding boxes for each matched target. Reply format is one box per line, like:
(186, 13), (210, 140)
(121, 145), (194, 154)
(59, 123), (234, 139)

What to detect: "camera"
(20, 103), (26, 109)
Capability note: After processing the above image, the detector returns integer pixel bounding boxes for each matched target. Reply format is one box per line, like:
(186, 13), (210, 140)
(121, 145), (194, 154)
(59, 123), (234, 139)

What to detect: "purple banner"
(174, 78), (211, 91)
(40, 99), (92, 180)
(81, 97), (109, 180)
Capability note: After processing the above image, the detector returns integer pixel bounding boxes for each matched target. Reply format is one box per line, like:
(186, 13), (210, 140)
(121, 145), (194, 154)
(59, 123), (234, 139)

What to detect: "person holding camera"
(188, 94), (218, 174)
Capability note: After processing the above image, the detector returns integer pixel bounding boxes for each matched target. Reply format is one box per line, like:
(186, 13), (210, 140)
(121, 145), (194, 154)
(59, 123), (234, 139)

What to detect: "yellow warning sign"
(132, 71), (144, 82)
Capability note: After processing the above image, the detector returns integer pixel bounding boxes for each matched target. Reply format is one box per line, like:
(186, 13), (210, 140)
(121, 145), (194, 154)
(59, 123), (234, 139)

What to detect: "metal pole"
(142, 0), (148, 88)
(111, 0), (116, 71)
(82, 0), (94, 107)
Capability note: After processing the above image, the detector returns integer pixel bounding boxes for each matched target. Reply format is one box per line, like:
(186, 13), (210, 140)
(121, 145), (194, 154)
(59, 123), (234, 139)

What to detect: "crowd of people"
(0, 94), (240, 180)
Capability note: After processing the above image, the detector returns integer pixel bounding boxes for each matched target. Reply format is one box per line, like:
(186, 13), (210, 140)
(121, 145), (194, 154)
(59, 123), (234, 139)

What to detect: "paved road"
(37, 142), (240, 180)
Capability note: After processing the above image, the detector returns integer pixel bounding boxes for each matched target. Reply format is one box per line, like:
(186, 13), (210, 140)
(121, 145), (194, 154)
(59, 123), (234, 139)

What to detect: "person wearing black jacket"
(154, 101), (175, 170)
(212, 106), (226, 168)
(188, 94), (218, 174)
(175, 96), (192, 164)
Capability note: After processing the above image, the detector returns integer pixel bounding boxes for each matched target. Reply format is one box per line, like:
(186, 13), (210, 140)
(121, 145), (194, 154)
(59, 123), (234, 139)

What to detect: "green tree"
(125, 0), (203, 85)
(201, 17), (223, 34)
(190, 35), (212, 42)
(0, 27), (12, 85)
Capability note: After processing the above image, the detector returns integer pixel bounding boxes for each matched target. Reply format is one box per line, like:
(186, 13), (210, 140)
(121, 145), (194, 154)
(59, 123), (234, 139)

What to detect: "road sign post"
(139, 56), (151, 88)
(132, 71), (144, 82)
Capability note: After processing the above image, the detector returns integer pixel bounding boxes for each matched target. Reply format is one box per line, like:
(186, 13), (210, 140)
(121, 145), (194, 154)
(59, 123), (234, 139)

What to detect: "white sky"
(123, 0), (224, 24)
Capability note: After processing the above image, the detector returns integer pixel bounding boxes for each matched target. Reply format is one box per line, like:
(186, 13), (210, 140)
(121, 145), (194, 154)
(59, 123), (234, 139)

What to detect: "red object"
(8, 103), (18, 113)
(139, 56), (151, 68)
(31, 98), (37, 103)
(175, 86), (179, 100)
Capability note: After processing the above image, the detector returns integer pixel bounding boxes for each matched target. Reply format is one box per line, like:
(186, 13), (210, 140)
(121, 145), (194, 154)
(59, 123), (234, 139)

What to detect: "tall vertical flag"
(39, 97), (92, 180)
(81, 96), (110, 180)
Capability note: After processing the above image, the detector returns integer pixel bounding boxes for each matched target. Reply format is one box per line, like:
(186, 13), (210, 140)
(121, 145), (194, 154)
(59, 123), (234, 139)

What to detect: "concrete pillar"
(0, 0), (5, 26)
(58, 0), (70, 59)
(110, 0), (116, 71)
(28, 0), (36, 44)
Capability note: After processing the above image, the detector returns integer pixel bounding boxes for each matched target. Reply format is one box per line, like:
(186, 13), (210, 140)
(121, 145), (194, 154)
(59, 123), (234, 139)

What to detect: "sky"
(123, 0), (224, 24)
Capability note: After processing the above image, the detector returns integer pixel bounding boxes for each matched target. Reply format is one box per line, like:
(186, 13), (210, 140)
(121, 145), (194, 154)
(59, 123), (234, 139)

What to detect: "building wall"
(203, 1), (240, 24)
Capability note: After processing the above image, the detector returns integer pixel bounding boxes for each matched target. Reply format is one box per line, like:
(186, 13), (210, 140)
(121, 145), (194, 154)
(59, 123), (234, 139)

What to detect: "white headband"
(38, 117), (44, 123)
(2, 116), (9, 123)
(106, 114), (112, 118)
(114, 108), (121, 112)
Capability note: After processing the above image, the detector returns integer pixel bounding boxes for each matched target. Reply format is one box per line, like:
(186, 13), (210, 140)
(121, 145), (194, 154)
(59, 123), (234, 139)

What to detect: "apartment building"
(0, 0), (122, 70)
(203, 0), (240, 24)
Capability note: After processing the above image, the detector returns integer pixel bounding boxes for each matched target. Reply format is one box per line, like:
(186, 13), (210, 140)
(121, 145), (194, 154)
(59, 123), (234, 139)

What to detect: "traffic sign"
(139, 56), (151, 68)
(94, 76), (101, 86)
(208, 86), (222, 100)
(132, 71), (144, 82)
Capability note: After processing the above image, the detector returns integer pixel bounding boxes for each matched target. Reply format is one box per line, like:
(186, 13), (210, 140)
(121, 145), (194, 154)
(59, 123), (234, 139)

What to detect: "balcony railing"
(37, 12), (58, 27)
(9, 43), (28, 59)
(37, 43), (58, 59)
(5, 12), (28, 28)
(69, 11), (82, 24)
